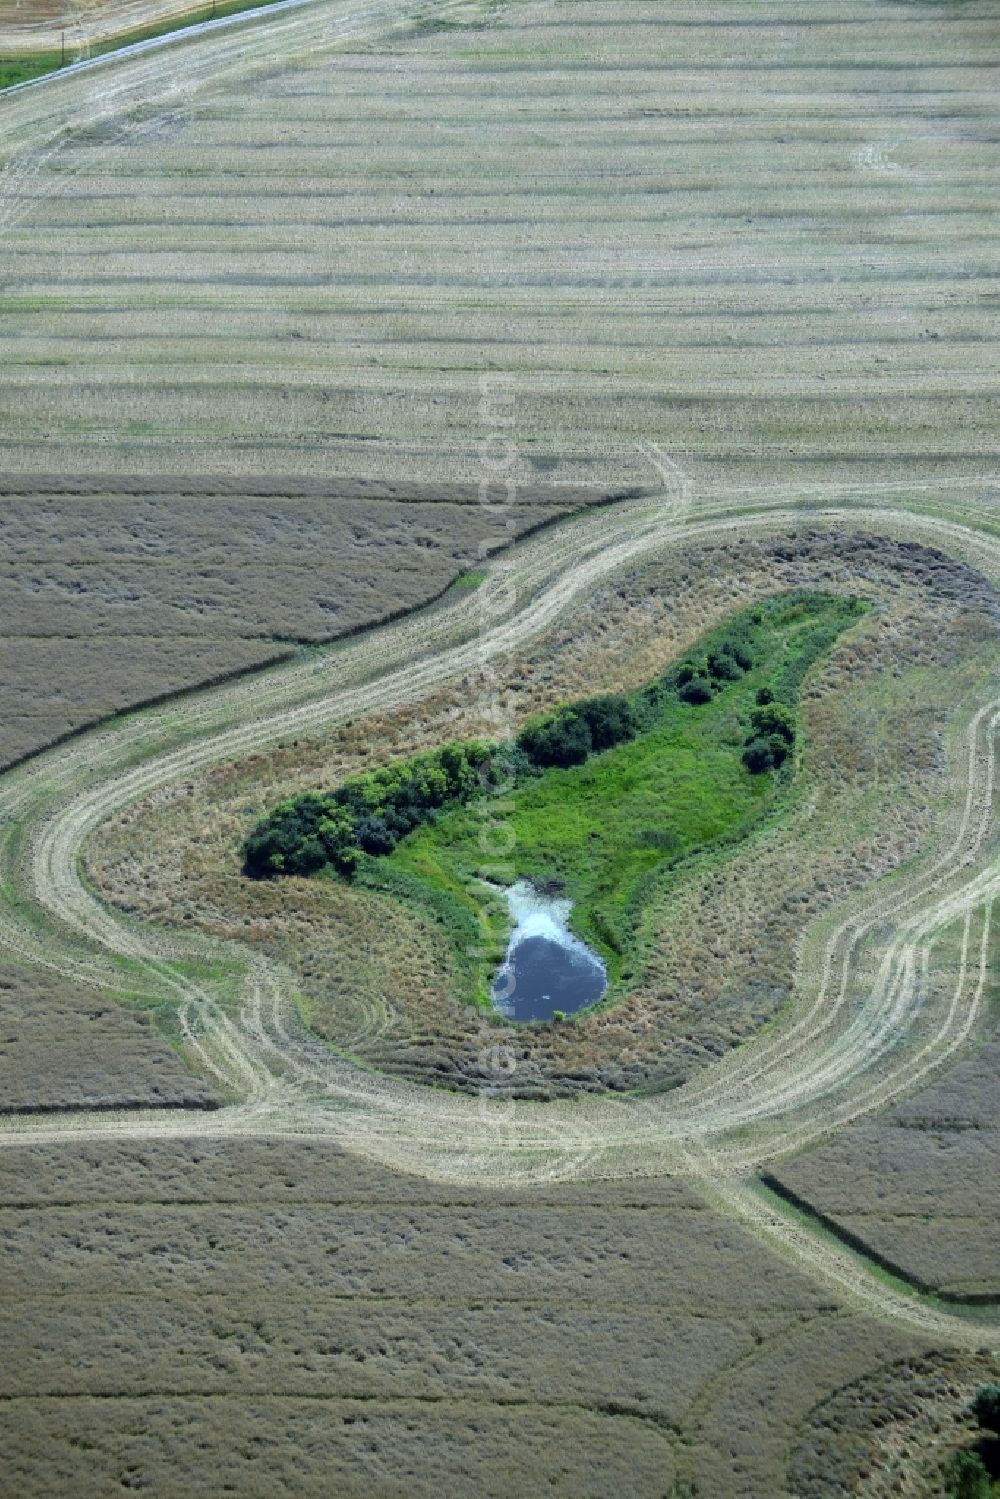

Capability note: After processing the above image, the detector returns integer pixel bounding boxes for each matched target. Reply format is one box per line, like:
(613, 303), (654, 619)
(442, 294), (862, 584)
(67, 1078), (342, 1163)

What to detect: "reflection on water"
(491, 880), (607, 1022)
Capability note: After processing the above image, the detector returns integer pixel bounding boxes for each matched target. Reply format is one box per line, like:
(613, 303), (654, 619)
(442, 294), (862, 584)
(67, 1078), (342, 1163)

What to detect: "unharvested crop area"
(0, 481), (610, 769)
(0, 962), (219, 1112)
(788, 1350), (1000, 1499)
(1, 0), (999, 1494)
(767, 1019), (1000, 1302)
(0, 1135), (945, 1499)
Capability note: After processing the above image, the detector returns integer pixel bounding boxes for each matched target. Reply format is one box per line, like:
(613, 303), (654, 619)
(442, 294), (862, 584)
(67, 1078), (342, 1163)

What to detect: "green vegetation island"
(245, 591), (866, 1015)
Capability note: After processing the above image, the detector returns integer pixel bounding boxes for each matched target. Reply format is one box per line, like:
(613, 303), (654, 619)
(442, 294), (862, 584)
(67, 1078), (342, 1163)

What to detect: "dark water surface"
(492, 932), (607, 1023)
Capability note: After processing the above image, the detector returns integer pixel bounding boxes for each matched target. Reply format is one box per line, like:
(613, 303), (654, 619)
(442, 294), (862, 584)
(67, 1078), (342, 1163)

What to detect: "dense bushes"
(247, 688), (652, 876)
(673, 631), (756, 705)
(971, 1385), (1000, 1434)
(943, 1449), (992, 1498)
(669, 627), (798, 776)
(246, 686), (658, 877)
(941, 1384), (1000, 1498)
(516, 708), (593, 768)
(678, 675), (714, 705)
(742, 737), (777, 774)
(246, 596), (844, 878)
(515, 692), (642, 768)
(742, 695), (798, 774)
(244, 741), (493, 877)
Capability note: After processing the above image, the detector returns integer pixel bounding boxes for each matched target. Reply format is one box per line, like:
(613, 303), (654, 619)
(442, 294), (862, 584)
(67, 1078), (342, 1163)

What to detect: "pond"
(491, 880), (607, 1023)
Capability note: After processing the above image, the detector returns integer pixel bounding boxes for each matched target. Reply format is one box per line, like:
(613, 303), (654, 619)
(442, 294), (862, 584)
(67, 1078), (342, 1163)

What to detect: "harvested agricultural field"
(0, 0), (269, 60)
(1, 0), (999, 1494)
(0, 0), (996, 492)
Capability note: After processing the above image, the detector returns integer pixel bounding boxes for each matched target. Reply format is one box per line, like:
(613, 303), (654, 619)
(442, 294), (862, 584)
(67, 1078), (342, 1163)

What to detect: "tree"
(707, 648), (743, 682)
(679, 675), (714, 705)
(440, 743), (479, 797)
(971, 1384), (1000, 1434)
(354, 814), (397, 855)
(576, 694), (639, 751)
(742, 737), (775, 774)
(517, 710), (592, 768)
(750, 701), (796, 745)
(295, 835), (328, 872)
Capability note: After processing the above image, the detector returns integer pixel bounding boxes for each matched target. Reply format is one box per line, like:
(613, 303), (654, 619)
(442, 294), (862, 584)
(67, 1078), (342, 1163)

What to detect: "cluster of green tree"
(741, 690), (798, 774)
(243, 740), (493, 877)
(515, 693), (644, 769)
(674, 633), (755, 705)
(943, 1384), (1000, 1498)
(654, 625), (796, 775)
(246, 603), (804, 880)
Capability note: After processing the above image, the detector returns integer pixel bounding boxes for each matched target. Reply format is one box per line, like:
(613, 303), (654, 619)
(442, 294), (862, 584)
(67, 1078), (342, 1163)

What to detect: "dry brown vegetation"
(0, 481), (613, 770)
(87, 530), (1000, 1099)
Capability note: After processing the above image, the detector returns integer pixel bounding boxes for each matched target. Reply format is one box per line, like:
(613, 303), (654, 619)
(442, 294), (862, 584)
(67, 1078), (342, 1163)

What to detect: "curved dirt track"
(1, 467), (998, 1349)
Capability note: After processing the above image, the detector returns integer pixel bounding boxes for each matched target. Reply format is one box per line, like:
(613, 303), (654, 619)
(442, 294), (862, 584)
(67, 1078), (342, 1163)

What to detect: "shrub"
(766, 733), (790, 767)
(355, 814), (397, 855)
(756, 685), (774, 705)
(742, 737), (775, 774)
(575, 694), (641, 751)
(726, 638), (754, 672)
(943, 1449), (991, 1499)
(244, 740), (494, 878)
(678, 675), (714, 705)
(750, 701), (796, 744)
(971, 1385), (1000, 1434)
(707, 648), (743, 682)
(517, 709), (592, 768)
